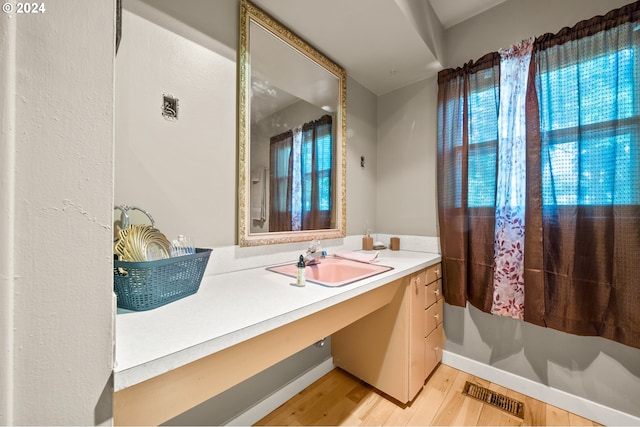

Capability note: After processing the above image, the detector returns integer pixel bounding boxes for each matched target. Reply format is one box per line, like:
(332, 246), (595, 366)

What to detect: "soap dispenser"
(296, 255), (306, 287)
(362, 229), (374, 251)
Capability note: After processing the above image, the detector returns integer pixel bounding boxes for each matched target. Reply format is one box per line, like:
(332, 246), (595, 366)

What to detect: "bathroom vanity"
(113, 250), (441, 425)
(332, 263), (443, 404)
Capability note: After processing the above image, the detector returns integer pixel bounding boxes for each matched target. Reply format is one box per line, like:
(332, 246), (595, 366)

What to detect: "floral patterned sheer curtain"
(490, 40), (533, 319)
(437, 1), (640, 349)
(291, 126), (303, 230)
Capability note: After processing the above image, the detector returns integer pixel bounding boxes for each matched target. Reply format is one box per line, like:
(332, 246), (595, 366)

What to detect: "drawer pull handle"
(434, 313), (440, 320)
(434, 269), (440, 277)
(434, 289), (440, 297)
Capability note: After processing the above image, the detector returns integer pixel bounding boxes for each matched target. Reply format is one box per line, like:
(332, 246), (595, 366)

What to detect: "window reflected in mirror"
(267, 115), (333, 232)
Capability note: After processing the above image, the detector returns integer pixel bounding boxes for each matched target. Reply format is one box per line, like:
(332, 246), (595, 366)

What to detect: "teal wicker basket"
(113, 248), (212, 311)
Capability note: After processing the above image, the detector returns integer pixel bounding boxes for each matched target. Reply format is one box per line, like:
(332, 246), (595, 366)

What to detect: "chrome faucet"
(303, 239), (325, 265)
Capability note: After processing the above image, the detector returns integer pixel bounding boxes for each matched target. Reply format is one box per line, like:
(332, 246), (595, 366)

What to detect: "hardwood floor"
(255, 364), (600, 426)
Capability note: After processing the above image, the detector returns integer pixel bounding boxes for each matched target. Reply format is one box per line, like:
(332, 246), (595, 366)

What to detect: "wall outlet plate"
(162, 94), (179, 120)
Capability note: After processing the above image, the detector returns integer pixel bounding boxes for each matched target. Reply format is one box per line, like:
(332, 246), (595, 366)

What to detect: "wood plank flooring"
(255, 364), (600, 426)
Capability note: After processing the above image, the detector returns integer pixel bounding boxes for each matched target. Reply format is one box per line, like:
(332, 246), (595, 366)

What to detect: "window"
(269, 116), (333, 231)
(539, 49), (640, 206)
(447, 71), (499, 208)
(301, 124), (332, 213)
(460, 49), (640, 208)
(468, 86), (499, 208)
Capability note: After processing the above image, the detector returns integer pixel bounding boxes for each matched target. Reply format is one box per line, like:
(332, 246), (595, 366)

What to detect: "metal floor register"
(462, 381), (525, 419)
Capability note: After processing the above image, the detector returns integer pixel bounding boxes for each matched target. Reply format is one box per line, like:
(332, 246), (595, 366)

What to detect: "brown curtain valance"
(535, 0), (640, 50)
(437, 52), (500, 85)
(270, 129), (293, 144)
(302, 114), (332, 132)
(438, 2), (640, 81)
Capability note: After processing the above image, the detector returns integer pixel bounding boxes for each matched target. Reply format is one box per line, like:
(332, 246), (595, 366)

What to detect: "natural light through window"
(461, 49), (639, 208)
(539, 48), (639, 206)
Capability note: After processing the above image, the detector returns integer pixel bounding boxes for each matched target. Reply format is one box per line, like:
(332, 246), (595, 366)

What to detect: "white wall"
(436, 0), (639, 419)
(115, 9), (236, 248)
(0, 0), (115, 424)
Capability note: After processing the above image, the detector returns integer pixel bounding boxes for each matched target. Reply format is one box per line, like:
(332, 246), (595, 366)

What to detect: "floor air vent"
(462, 381), (524, 419)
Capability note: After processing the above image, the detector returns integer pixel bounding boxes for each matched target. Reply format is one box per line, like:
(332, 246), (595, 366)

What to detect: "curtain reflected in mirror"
(269, 115), (333, 232)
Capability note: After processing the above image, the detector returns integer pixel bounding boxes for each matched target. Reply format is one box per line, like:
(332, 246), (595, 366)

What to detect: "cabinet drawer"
(425, 279), (442, 308)
(425, 263), (441, 284)
(425, 298), (444, 333)
(424, 323), (444, 378)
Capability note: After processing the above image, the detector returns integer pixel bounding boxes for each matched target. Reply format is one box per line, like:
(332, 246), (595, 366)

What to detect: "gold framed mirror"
(238, 0), (347, 246)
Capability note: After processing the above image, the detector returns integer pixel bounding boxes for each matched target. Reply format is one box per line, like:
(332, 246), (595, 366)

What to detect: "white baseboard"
(224, 358), (334, 426)
(442, 350), (640, 426)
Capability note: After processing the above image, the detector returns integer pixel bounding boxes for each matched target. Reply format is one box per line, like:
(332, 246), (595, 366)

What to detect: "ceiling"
(429, 0), (508, 29)
(137, 0), (508, 96)
(251, 0), (507, 95)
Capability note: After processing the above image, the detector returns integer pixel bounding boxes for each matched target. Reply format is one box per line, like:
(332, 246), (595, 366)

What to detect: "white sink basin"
(267, 256), (393, 287)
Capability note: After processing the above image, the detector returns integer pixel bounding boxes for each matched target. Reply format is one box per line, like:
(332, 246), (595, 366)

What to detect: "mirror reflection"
(238, 0), (346, 246)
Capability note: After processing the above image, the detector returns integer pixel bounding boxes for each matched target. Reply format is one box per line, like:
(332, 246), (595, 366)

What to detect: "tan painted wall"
(376, 76), (439, 237)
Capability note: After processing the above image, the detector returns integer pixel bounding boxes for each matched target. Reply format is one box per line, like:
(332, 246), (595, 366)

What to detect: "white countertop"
(114, 249), (440, 391)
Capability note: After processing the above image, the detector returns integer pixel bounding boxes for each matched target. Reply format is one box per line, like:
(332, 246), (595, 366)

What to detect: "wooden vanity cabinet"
(332, 264), (443, 404)
(424, 263), (444, 379)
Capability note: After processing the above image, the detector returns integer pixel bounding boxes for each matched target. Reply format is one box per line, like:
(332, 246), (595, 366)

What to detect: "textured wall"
(1, 0), (115, 424)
